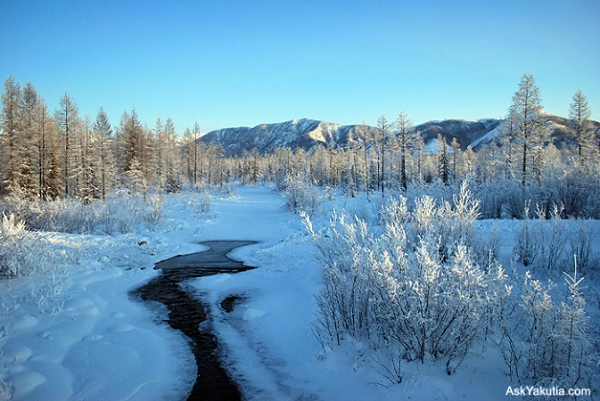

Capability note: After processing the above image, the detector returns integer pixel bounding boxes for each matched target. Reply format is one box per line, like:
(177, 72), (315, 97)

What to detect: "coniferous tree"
(376, 114), (391, 196)
(569, 90), (594, 172)
(0, 77), (22, 195)
(395, 111), (413, 191)
(79, 115), (95, 203)
(511, 74), (545, 187)
(438, 134), (449, 185)
(35, 99), (58, 200)
(18, 83), (41, 198)
(93, 107), (115, 200)
(55, 92), (80, 197)
(497, 106), (519, 180)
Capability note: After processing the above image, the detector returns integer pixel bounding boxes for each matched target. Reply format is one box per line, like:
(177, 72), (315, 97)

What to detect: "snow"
(1, 185), (596, 400)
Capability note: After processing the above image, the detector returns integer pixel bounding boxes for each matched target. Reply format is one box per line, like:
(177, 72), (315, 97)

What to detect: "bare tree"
(569, 90), (594, 172)
(511, 74), (545, 187)
(0, 77), (22, 195)
(55, 92), (80, 197)
(395, 111), (413, 191)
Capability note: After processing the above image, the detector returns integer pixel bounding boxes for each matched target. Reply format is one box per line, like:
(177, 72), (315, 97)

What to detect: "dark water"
(130, 241), (256, 401)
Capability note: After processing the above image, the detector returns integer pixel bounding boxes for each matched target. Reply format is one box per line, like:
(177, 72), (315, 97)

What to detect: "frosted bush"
(199, 189), (211, 213)
(308, 182), (499, 374)
(144, 193), (165, 230)
(281, 173), (323, 215)
(0, 214), (37, 278)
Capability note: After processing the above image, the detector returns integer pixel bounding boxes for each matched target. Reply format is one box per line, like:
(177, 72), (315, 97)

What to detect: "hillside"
(198, 116), (599, 156)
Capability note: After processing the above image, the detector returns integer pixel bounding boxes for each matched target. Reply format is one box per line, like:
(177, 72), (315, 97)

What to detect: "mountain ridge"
(198, 116), (600, 157)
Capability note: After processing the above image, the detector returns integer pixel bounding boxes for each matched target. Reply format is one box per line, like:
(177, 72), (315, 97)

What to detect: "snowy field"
(1, 185), (598, 400)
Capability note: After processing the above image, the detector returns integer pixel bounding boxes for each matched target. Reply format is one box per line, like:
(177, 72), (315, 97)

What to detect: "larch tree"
(498, 106), (519, 180)
(192, 122), (201, 185)
(376, 114), (392, 196)
(79, 115), (95, 203)
(19, 83), (40, 198)
(35, 98), (58, 200)
(412, 130), (426, 185)
(0, 77), (22, 195)
(55, 92), (80, 197)
(451, 137), (461, 183)
(93, 107), (115, 200)
(568, 90), (594, 172)
(395, 111), (413, 191)
(511, 74), (545, 187)
(118, 109), (150, 186)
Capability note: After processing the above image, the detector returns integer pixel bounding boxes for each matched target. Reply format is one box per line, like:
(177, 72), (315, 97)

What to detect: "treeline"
(1, 74), (599, 218)
(0, 76), (228, 203)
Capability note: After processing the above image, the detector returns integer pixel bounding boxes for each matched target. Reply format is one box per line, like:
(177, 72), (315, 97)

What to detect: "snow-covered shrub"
(311, 211), (378, 344)
(514, 201), (538, 266)
(532, 203), (568, 272)
(30, 251), (69, 314)
(118, 196), (145, 233)
(280, 173), (322, 215)
(568, 219), (599, 273)
(0, 214), (37, 278)
(498, 263), (593, 388)
(309, 182), (501, 374)
(198, 189), (211, 213)
(144, 193), (165, 230)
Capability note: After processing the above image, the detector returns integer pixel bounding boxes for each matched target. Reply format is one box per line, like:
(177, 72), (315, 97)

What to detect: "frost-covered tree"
(555, 259), (592, 387)
(79, 115), (95, 203)
(437, 134), (449, 185)
(93, 107), (115, 200)
(569, 89), (594, 172)
(0, 77), (22, 195)
(376, 114), (392, 196)
(55, 92), (80, 197)
(395, 111), (413, 191)
(511, 74), (546, 187)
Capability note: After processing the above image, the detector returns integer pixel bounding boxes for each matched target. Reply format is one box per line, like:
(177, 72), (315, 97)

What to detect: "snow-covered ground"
(0, 185), (597, 400)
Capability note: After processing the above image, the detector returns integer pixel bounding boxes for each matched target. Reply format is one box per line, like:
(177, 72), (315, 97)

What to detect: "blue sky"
(1, 0), (598, 134)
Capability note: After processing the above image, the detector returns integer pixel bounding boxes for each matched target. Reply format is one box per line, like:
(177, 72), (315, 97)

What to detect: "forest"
(1, 74), (599, 219)
(1, 73), (600, 396)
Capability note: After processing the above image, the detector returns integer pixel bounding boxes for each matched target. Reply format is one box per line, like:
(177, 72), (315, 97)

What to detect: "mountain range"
(198, 115), (599, 157)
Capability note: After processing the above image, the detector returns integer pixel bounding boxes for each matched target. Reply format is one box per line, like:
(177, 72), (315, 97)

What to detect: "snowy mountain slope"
(199, 118), (378, 156)
(415, 118), (502, 151)
(199, 115), (600, 156)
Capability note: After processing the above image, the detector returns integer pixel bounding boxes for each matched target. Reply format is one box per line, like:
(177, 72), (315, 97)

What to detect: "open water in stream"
(130, 241), (256, 401)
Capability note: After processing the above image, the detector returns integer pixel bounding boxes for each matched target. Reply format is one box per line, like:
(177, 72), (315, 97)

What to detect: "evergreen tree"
(438, 134), (449, 185)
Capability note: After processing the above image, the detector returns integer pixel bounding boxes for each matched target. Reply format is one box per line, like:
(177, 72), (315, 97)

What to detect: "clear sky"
(1, 0), (598, 134)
